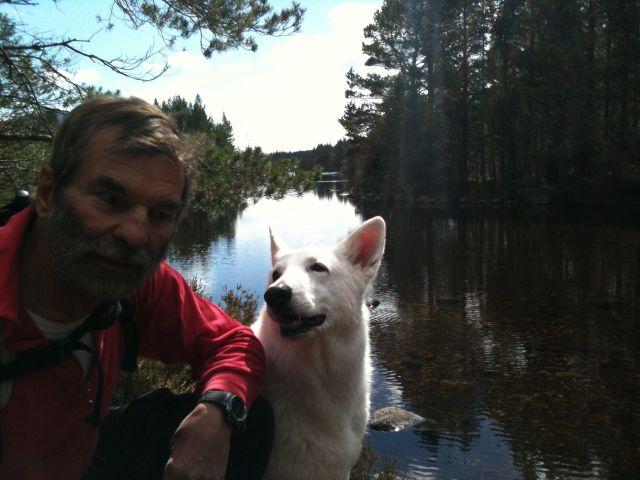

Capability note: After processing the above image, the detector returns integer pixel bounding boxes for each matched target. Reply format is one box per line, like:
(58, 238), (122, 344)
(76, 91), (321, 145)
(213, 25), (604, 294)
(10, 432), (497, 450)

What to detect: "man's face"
(42, 127), (185, 301)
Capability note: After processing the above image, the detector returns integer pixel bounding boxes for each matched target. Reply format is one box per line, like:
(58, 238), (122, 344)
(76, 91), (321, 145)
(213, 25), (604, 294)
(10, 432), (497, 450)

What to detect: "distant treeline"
(335, 0), (640, 206)
(270, 140), (349, 172)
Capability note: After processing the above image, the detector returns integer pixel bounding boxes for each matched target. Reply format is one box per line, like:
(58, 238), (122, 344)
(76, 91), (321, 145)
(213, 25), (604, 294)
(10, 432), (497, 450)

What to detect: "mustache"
(81, 235), (155, 269)
(45, 202), (166, 271)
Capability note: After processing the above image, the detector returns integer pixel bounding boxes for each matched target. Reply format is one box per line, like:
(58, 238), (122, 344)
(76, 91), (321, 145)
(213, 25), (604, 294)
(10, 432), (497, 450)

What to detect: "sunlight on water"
(169, 185), (362, 304)
(237, 191), (362, 248)
(370, 360), (405, 408)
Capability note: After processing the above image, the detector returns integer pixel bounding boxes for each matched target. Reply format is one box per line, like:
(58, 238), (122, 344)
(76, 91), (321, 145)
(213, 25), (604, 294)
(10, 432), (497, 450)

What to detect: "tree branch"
(0, 132), (52, 142)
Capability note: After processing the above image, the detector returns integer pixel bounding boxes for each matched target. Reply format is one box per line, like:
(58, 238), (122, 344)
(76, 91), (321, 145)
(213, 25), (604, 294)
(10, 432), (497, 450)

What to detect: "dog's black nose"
(264, 285), (292, 310)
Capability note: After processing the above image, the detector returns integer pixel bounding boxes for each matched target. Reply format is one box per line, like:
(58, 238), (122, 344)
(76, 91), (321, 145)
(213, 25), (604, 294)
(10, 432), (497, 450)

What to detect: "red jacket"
(0, 208), (265, 479)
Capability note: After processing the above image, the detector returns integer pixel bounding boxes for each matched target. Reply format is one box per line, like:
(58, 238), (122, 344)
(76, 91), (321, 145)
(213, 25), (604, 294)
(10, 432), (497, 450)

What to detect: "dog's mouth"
(269, 309), (327, 338)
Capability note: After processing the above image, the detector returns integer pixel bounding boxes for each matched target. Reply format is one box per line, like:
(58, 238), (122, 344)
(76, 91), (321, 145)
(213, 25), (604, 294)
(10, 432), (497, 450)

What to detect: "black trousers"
(83, 389), (274, 480)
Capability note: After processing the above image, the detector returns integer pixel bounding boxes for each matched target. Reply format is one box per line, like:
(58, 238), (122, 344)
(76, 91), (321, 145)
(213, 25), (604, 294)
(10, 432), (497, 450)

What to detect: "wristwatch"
(199, 390), (248, 430)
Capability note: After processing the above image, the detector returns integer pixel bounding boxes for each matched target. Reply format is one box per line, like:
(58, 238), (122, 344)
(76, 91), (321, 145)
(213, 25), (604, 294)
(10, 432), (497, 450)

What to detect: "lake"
(168, 181), (640, 480)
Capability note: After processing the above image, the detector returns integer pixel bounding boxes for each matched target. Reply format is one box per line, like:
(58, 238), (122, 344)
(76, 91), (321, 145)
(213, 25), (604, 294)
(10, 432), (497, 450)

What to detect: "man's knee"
(245, 396), (274, 443)
(86, 391), (274, 480)
(227, 396), (274, 480)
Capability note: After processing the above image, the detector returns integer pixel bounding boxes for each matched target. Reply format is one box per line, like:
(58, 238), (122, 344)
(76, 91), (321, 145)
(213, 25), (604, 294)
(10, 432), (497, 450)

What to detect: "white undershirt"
(25, 308), (94, 376)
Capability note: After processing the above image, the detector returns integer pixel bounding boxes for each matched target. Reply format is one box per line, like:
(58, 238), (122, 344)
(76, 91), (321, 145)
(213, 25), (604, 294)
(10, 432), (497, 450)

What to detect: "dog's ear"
(338, 216), (386, 280)
(269, 227), (289, 265)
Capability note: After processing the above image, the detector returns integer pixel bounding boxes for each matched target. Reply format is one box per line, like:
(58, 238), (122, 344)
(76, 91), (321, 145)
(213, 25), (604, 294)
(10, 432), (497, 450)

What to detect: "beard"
(42, 200), (169, 301)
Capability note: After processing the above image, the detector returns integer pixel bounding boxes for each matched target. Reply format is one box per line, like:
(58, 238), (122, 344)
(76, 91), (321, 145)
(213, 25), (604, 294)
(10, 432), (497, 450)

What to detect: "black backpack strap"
(0, 299), (139, 425)
(119, 299), (139, 373)
(0, 190), (30, 227)
(0, 301), (123, 426)
(0, 302), (119, 383)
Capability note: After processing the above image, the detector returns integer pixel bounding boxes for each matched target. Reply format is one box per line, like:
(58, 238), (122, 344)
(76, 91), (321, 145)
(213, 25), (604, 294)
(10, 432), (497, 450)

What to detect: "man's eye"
(310, 263), (329, 273)
(98, 192), (126, 209)
(149, 210), (174, 223)
(272, 270), (281, 281)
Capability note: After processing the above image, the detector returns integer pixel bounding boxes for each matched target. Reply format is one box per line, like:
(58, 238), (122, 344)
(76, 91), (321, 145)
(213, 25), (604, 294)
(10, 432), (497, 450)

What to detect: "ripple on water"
(404, 461), (438, 479)
(371, 359), (406, 408)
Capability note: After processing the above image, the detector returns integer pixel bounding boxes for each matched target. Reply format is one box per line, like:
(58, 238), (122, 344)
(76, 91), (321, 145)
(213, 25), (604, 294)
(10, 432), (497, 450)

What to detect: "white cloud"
(167, 50), (214, 73)
(70, 68), (102, 85)
(125, 2), (381, 152)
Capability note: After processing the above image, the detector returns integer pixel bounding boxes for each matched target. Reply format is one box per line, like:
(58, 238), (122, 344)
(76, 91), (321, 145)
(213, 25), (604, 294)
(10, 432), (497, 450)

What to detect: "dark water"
(168, 182), (640, 480)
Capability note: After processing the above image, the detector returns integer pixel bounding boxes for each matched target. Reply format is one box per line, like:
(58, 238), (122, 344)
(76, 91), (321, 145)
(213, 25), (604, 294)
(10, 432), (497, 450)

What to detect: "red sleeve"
(129, 262), (265, 407)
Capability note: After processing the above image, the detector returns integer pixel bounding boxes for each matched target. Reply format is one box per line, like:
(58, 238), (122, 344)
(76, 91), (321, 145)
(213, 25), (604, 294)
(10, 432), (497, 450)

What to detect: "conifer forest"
(337, 0), (640, 206)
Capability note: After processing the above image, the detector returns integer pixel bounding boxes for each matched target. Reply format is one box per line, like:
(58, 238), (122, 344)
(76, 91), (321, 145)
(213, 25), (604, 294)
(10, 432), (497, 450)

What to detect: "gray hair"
(50, 96), (191, 207)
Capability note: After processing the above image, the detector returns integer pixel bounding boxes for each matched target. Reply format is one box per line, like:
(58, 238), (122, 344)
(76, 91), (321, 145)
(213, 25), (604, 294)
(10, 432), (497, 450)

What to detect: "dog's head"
(264, 216), (386, 339)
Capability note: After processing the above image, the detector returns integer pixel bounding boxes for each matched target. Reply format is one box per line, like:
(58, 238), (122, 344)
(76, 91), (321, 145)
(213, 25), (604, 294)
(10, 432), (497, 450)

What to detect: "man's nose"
(114, 206), (149, 250)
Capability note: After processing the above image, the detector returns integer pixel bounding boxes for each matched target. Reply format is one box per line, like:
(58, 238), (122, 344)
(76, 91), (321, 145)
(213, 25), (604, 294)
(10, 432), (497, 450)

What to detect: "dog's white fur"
(252, 216), (386, 480)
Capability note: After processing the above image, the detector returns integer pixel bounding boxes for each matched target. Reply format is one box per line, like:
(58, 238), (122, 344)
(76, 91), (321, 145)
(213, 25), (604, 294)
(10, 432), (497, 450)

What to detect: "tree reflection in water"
(171, 208), (240, 261)
(365, 205), (639, 479)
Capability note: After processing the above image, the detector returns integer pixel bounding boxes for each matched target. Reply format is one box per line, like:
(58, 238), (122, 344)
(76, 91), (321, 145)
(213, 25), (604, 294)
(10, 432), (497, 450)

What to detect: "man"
(0, 96), (272, 479)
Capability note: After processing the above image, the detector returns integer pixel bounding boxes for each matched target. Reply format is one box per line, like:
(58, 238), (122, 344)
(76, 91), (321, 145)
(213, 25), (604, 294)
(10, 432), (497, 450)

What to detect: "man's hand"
(164, 401), (233, 480)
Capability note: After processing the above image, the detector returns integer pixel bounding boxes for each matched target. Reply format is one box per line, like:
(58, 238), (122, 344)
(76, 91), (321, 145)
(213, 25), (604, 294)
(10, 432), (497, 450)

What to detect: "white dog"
(252, 216), (386, 480)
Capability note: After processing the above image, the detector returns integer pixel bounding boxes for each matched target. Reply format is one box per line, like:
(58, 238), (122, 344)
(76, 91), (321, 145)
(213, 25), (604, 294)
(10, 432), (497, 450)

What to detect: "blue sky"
(3, 0), (383, 152)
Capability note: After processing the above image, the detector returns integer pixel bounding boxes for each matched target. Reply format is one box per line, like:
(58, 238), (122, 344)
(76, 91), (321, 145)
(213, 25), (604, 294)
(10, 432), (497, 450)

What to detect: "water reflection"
(167, 191), (640, 479)
(315, 179), (351, 202)
(172, 209), (238, 261)
(167, 183), (362, 303)
(368, 206), (640, 479)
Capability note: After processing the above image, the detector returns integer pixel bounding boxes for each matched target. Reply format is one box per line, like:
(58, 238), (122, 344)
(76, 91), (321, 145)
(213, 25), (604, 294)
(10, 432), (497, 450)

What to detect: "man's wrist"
(196, 402), (233, 437)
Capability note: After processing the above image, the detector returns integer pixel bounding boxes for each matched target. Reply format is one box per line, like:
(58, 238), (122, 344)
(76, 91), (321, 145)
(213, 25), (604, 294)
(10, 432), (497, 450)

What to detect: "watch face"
(230, 395), (248, 422)
(201, 391), (247, 427)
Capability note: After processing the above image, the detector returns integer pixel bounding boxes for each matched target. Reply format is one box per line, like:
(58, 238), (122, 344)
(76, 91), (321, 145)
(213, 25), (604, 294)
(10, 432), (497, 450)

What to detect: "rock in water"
(368, 407), (429, 432)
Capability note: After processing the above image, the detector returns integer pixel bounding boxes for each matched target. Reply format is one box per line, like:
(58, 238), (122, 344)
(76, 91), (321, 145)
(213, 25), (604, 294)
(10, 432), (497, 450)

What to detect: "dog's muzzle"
(264, 286), (326, 338)
(271, 311), (327, 338)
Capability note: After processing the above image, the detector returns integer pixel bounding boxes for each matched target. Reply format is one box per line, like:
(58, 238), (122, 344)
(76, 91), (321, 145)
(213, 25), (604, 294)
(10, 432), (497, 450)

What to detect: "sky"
(3, 0), (383, 152)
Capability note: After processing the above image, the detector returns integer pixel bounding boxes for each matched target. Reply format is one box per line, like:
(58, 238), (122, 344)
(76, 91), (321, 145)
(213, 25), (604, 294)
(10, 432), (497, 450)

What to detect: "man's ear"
(269, 227), (289, 266)
(35, 165), (56, 218)
(337, 216), (386, 280)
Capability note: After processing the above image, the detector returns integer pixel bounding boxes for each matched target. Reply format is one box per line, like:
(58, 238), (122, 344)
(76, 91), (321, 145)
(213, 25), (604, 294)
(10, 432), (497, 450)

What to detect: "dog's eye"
(272, 270), (281, 281)
(310, 262), (329, 273)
